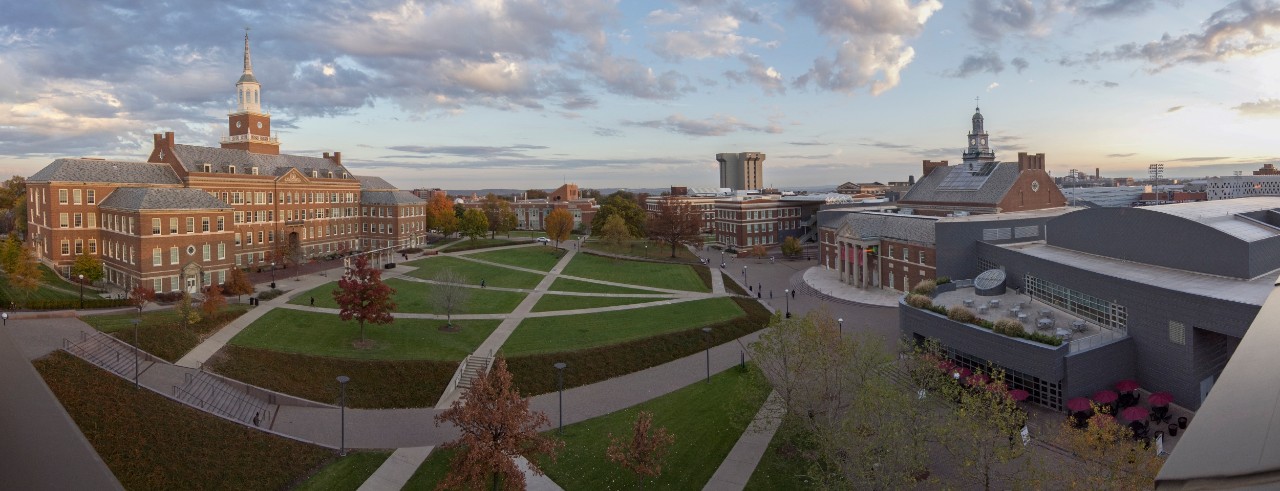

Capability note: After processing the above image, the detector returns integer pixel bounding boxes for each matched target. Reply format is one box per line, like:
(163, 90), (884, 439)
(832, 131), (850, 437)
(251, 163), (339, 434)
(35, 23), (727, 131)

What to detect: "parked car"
(536, 237), (551, 244)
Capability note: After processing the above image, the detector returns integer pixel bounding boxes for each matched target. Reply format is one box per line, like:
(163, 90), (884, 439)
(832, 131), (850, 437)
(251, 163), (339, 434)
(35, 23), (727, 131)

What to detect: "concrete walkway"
(704, 391), (783, 490)
(356, 446), (434, 491)
(800, 267), (901, 307)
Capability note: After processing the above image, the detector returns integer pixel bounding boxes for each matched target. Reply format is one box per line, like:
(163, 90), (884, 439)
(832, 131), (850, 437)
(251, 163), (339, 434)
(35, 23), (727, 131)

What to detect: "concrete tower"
(717, 152), (765, 191)
(220, 29), (281, 155)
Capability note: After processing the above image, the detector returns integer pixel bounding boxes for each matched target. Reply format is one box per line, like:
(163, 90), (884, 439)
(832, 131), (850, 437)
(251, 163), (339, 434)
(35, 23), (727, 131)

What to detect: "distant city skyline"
(2, 1), (1279, 189)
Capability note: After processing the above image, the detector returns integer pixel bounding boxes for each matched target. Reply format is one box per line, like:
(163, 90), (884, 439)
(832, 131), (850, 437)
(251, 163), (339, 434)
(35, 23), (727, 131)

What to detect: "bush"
(256, 289), (285, 301)
(928, 305), (948, 316)
(1027, 331), (1064, 346)
(936, 276), (951, 285)
(398, 247), (423, 254)
(904, 293), (933, 309)
(976, 319), (994, 329)
(24, 298), (132, 310)
(911, 279), (937, 295)
(154, 291), (184, 304)
(993, 318), (1026, 337)
(947, 306), (977, 323)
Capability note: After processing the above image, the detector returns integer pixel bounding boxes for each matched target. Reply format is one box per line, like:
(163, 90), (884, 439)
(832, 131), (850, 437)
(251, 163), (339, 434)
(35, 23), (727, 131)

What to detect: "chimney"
(1017, 152), (1046, 172)
(333, 152), (341, 165)
(323, 152), (330, 159)
(164, 132), (174, 146)
(922, 160), (949, 178)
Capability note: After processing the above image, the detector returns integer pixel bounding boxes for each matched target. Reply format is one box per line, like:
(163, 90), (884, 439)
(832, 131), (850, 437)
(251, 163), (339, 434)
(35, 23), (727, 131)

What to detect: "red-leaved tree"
(332, 255), (396, 342)
(607, 411), (675, 486)
(434, 358), (562, 491)
(647, 198), (704, 258)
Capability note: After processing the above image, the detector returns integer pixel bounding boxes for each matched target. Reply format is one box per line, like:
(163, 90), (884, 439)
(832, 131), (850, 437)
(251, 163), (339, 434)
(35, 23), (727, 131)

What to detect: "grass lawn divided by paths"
(81, 305), (251, 362)
(405, 256), (543, 289)
(290, 278), (527, 315)
(583, 239), (700, 261)
(562, 252), (708, 292)
(35, 352), (332, 490)
(441, 238), (518, 252)
(531, 294), (661, 313)
(744, 417), (812, 490)
(231, 309), (499, 361)
(503, 298), (743, 356)
(295, 451), (393, 491)
(548, 277), (659, 295)
(406, 368), (770, 489)
(468, 246), (566, 272)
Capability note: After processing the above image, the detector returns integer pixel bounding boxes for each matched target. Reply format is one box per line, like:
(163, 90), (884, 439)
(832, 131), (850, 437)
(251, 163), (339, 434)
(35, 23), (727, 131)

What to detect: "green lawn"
(290, 278), (526, 315)
(468, 246), (566, 272)
(405, 256), (543, 289)
(744, 418), (815, 490)
(230, 309), (499, 360)
(549, 277), (659, 295)
(402, 447), (457, 490)
(441, 238), (518, 252)
(583, 239), (700, 261)
(562, 253), (707, 292)
(295, 451), (393, 491)
(530, 294), (661, 313)
(81, 305), (251, 362)
(503, 298), (743, 355)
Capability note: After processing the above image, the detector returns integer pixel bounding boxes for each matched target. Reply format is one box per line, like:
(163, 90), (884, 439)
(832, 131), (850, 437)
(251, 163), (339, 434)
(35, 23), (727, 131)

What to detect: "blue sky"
(2, 0), (1279, 190)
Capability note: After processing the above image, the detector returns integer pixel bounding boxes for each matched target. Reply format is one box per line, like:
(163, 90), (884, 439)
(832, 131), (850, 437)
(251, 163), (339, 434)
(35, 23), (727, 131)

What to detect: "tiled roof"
(355, 175), (396, 190)
(98, 187), (231, 211)
(835, 212), (938, 244)
(899, 162), (1021, 205)
(170, 144), (352, 178)
(29, 159), (181, 184)
(360, 190), (424, 206)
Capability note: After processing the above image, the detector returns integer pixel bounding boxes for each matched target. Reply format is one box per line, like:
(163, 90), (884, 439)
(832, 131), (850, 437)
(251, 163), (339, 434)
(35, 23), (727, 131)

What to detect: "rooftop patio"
(934, 284), (1127, 353)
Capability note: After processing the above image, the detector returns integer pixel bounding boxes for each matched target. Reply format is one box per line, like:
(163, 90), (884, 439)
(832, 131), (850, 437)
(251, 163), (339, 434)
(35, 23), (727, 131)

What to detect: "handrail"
(185, 372), (270, 423)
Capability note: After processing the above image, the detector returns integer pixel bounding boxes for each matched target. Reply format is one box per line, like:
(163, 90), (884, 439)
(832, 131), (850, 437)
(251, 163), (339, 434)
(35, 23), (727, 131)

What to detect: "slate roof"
(356, 175), (396, 190)
(98, 187), (231, 211)
(29, 159), (181, 185)
(360, 190), (424, 206)
(835, 212), (939, 244)
(170, 144), (351, 178)
(898, 162), (1021, 205)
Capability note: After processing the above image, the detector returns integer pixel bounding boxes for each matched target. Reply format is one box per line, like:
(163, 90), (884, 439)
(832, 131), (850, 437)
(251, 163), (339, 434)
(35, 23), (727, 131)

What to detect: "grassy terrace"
(405, 256), (543, 289)
(530, 294), (660, 313)
(35, 352), (332, 490)
(290, 278), (527, 315)
(441, 238), (520, 252)
(295, 451), (393, 491)
(548, 277), (658, 295)
(503, 297), (742, 356)
(81, 305), (251, 362)
(562, 253), (708, 292)
(231, 309), (499, 361)
(469, 246), (565, 272)
(582, 239), (701, 261)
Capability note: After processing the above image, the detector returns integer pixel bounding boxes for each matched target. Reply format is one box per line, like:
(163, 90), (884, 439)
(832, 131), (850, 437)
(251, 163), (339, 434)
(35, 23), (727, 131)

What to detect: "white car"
(536, 237), (551, 244)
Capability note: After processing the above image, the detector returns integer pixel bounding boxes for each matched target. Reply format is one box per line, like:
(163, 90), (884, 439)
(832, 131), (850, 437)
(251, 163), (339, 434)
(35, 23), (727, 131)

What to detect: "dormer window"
(251, 167), (259, 175)
(202, 164), (212, 173)
(312, 170), (319, 178)
(228, 165), (236, 174)
(342, 172), (349, 179)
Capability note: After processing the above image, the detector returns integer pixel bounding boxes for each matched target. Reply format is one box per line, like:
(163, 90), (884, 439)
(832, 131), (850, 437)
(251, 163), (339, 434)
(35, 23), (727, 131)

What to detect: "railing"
(219, 134), (279, 144)
(173, 371), (271, 426)
(1068, 328), (1128, 354)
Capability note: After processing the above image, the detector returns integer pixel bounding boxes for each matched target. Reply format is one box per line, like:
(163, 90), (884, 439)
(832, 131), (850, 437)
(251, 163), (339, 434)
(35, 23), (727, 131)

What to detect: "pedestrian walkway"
(356, 446), (434, 491)
(704, 391), (783, 490)
(799, 267), (900, 307)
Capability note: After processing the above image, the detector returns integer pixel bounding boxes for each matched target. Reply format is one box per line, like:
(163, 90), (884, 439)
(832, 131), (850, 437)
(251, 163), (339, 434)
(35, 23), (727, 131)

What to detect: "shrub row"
(911, 279), (937, 295)
(256, 289), (286, 301)
(905, 295), (1062, 347)
(21, 298), (133, 311)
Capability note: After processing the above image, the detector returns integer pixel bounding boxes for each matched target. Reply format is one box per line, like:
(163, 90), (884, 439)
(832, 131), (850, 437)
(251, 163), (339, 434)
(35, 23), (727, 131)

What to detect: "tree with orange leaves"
(434, 358), (562, 491)
(332, 254), (396, 343)
(607, 411), (675, 486)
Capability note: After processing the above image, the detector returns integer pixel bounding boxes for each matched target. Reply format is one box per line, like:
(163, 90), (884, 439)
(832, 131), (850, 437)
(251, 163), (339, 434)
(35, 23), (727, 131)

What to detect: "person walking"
(310, 296), (315, 306)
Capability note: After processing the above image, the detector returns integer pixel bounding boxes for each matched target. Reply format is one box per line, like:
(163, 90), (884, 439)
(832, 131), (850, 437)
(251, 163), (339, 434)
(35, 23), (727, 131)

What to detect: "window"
(234, 211), (243, 224)
(246, 232), (253, 245)
(170, 218), (178, 234)
(87, 190), (96, 204)
(202, 245), (210, 261)
(88, 240), (97, 254)
(152, 218), (161, 234)
(887, 245), (893, 258)
(87, 213), (96, 228)
(202, 217), (210, 232)
(73, 213), (82, 228)
(153, 278), (162, 292)
(217, 242), (225, 260)
(902, 247), (909, 261)
(73, 189), (82, 205)
(59, 213), (68, 228)
(252, 167), (259, 175)
(217, 217), (225, 231)
(61, 240), (69, 255)
(1169, 321), (1186, 345)
(186, 217), (195, 233)
(919, 251), (926, 264)
(74, 239), (83, 255)
(153, 248), (162, 266)
(258, 231), (264, 243)
(235, 233), (241, 246)
(58, 189), (68, 204)
(170, 246), (179, 265)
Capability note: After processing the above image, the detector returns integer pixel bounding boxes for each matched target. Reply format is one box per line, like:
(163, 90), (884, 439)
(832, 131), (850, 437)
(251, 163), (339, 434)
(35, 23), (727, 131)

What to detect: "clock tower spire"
(221, 28), (280, 154)
(962, 100), (995, 169)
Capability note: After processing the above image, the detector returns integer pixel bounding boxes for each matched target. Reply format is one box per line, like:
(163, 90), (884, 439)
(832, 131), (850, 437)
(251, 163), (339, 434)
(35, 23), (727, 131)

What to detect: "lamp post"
(270, 261), (276, 289)
(131, 317), (140, 388)
(701, 327), (713, 383)
(554, 362), (567, 435)
(78, 274), (84, 309)
(336, 375), (350, 456)
(784, 289), (791, 318)
(838, 317), (844, 339)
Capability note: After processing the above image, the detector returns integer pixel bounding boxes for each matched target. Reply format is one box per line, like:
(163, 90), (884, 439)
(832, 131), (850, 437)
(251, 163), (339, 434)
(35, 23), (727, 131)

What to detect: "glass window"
(202, 244), (211, 262)
(61, 240), (69, 255)
(1169, 321), (1186, 345)
(170, 246), (179, 265)
(58, 189), (68, 204)
(152, 218), (161, 234)
(153, 248), (162, 266)
(73, 189), (82, 205)
(201, 217), (210, 232)
(218, 242), (225, 260)
(170, 218), (178, 234)
(88, 240), (97, 254)
(186, 217), (195, 233)
(87, 189), (95, 204)
(88, 213), (96, 228)
(217, 217), (225, 231)
(74, 240), (83, 255)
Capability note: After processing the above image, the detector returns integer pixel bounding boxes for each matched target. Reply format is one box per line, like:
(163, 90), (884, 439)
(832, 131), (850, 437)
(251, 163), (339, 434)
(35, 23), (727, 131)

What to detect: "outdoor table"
(1011, 305), (1021, 313)
(1040, 309), (1052, 318)
(1056, 328), (1071, 338)
(1072, 320), (1086, 332)
(1017, 313), (1029, 323)
(1037, 318), (1053, 329)
(977, 306), (988, 314)
(989, 299), (1001, 307)
(963, 299), (975, 307)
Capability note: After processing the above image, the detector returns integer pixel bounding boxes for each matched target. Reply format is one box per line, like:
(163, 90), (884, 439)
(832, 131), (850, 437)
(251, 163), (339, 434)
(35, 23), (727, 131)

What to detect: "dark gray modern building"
(901, 197), (1280, 411)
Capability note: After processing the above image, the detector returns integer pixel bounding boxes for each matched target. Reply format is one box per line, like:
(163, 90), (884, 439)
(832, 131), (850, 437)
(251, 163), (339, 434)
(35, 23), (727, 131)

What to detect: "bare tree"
(647, 199), (704, 258)
(430, 269), (472, 328)
(607, 411), (675, 487)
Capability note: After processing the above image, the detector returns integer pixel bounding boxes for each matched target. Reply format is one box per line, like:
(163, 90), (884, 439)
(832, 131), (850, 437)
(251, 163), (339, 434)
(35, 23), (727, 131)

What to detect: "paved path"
(704, 391), (783, 490)
(476, 248), (578, 357)
(356, 446), (434, 491)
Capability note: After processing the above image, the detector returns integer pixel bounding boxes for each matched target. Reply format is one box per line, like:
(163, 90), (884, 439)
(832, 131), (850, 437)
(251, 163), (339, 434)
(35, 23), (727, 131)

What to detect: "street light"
(838, 318), (844, 339)
(784, 289), (791, 318)
(270, 261), (276, 289)
(554, 362), (567, 435)
(743, 265), (747, 282)
(701, 327), (713, 383)
(131, 317), (140, 389)
(337, 375), (350, 456)
(77, 274), (84, 309)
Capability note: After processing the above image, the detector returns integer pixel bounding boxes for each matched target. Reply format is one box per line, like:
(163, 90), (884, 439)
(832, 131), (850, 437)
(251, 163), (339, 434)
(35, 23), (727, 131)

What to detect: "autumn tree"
(332, 254), (397, 342)
(607, 411), (675, 487)
(201, 284), (227, 320)
(544, 208), (574, 247)
(175, 292), (201, 329)
(647, 199), (704, 258)
(590, 192), (646, 237)
(0, 235), (22, 273)
(434, 358), (562, 491)
(223, 267), (255, 303)
(460, 208), (489, 242)
(129, 284), (156, 311)
(7, 243), (40, 308)
(71, 253), (104, 284)
(600, 214), (631, 247)
(426, 193), (458, 237)
(926, 361), (1033, 490)
(0, 176), (26, 235)
(524, 188), (549, 199)
(750, 244), (767, 257)
(781, 236), (803, 258)
(430, 269), (471, 328)
(481, 194), (517, 239)
(1043, 411), (1163, 489)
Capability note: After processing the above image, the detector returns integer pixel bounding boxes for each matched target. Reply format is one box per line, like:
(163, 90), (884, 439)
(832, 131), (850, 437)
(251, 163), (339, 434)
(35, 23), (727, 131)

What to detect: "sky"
(2, 1), (1280, 190)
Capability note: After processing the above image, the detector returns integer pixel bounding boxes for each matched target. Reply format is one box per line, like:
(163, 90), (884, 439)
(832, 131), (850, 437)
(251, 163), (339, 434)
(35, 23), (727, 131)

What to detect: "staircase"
(173, 370), (273, 426)
(64, 330), (149, 380)
(457, 355), (494, 389)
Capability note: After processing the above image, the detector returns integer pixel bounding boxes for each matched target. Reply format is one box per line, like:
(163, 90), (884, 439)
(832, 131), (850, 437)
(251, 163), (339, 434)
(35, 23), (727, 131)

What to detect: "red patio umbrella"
(1114, 379), (1140, 392)
(1093, 390), (1119, 404)
(1149, 392), (1174, 407)
(1120, 406), (1149, 421)
(1008, 389), (1030, 401)
(1067, 397), (1092, 412)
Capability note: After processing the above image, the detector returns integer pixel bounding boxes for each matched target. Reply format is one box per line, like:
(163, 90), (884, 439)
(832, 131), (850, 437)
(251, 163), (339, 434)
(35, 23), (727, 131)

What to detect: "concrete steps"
(174, 371), (273, 426)
(65, 331), (147, 379)
(458, 355), (493, 389)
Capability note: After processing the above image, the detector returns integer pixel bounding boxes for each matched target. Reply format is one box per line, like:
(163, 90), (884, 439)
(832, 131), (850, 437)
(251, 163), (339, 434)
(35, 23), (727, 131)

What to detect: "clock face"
(257, 121), (263, 129)
(235, 121), (242, 128)
(1031, 180), (1041, 192)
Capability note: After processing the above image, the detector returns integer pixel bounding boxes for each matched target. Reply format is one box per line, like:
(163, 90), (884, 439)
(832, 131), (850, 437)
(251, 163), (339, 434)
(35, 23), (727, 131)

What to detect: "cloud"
(386, 144), (549, 158)
(1167, 105), (1185, 113)
(723, 54), (785, 95)
(1066, 0), (1171, 19)
(966, 0), (1054, 42)
(621, 113), (782, 136)
(787, 140), (828, 146)
(1107, 153), (1138, 157)
(1160, 156), (1229, 162)
(791, 0), (943, 95)
(592, 126), (623, 137)
(987, 82), (1001, 91)
(1063, 1), (1280, 71)
(859, 140), (914, 150)
(1233, 98), (1280, 116)
(1011, 57), (1030, 73)
(947, 52), (1005, 78)
(1070, 79), (1120, 88)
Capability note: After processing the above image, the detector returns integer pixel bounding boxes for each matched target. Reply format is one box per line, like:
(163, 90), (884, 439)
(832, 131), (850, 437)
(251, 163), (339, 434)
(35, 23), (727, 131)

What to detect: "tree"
(332, 255), (397, 342)
(201, 284), (226, 320)
(481, 194), (516, 239)
(460, 208), (490, 242)
(923, 358), (1032, 490)
(590, 192), (647, 237)
(781, 236), (803, 258)
(647, 199), (704, 258)
(223, 267), (255, 303)
(71, 254), (104, 284)
(750, 244), (767, 257)
(175, 292), (201, 329)
(524, 188), (549, 199)
(426, 193), (458, 237)
(129, 284), (156, 311)
(544, 208), (574, 247)
(600, 214), (631, 247)
(7, 243), (40, 308)
(434, 358), (562, 491)
(430, 269), (471, 328)
(453, 202), (466, 219)
(1042, 410), (1162, 489)
(607, 411), (675, 486)
(0, 235), (22, 273)
(581, 188), (603, 199)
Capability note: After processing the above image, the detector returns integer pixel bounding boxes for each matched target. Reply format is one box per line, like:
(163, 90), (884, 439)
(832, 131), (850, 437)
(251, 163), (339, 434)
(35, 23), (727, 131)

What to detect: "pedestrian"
(310, 296), (315, 306)
(791, 289), (796, 298)
(770, 290), (773, 299)
(481, 279), (486, 288)
(252, 412), (261, 426)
